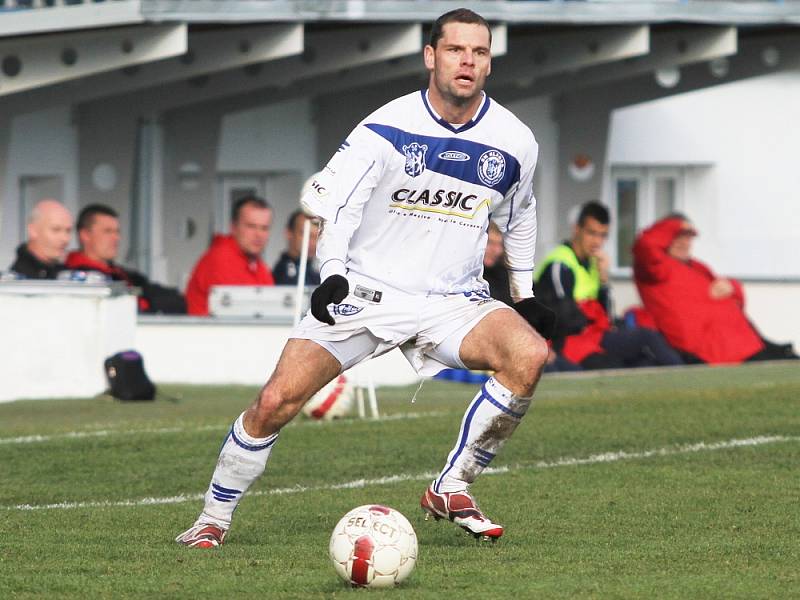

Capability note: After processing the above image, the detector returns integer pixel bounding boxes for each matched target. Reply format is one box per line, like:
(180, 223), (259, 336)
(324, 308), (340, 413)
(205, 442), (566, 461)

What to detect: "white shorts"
(291, 274), (510, 376)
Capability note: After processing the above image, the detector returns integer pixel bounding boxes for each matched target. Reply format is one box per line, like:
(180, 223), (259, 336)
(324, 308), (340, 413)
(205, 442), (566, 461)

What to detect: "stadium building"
(0, 0), (798, 399)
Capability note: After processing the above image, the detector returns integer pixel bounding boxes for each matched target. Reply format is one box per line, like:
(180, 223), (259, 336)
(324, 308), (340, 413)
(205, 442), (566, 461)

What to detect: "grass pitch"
(1, 363), (798, 599)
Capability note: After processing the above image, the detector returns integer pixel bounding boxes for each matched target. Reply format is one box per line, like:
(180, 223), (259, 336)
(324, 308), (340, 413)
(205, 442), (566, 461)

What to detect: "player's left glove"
(310, 274), (349, 325)
(513, 297), (557, 340)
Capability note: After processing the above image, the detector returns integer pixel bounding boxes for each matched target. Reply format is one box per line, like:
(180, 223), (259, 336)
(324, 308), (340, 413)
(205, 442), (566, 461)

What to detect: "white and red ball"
(302, 374), (353, 420)
(329, 505), (418, 588)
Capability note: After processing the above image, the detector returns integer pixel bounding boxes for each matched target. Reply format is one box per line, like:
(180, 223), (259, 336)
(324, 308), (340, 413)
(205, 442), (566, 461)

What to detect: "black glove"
(513, 297), (557, 340)
(310, 275), (349, 325)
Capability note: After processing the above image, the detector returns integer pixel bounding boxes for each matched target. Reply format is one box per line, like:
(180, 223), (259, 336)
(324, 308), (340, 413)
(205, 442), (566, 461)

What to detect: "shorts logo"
(477, 150), (506, 187)
(402, 142), (428, 177)
(332, 303), (364, 317)
(438, 150), (470, 162)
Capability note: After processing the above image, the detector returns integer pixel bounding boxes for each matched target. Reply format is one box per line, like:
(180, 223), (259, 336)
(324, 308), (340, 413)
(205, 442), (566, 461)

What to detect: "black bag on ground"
(104, 350), (156, 401)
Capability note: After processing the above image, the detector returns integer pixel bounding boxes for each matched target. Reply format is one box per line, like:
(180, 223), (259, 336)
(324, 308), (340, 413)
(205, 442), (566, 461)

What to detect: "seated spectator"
(483, 222), (580, 373)
(10, 199), (72, 279)
(66, 204), (186, 314)
(535, 201), (683, 370)
(186, 195), (274, 316)
(633, 214), (797, 363)
(273, 210), (321, 286)
(481, 221), (513, 306)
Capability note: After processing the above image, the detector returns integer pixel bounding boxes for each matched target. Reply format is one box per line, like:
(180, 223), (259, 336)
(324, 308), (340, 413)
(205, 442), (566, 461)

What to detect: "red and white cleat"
(420, 485), (504, 542)
(175, 522), (227, 548)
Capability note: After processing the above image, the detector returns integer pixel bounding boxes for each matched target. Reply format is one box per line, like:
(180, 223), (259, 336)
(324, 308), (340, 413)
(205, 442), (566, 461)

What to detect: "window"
(610, 167), (684, 271)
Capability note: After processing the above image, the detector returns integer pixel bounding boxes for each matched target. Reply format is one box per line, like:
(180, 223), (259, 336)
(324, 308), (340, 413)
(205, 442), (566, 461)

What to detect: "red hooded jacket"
(185, 234), (274, 316)
(632, 218), (763, 364)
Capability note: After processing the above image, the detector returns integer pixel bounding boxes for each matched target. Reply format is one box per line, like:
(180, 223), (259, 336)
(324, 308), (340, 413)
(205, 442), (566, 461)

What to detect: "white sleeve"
(301, 125), (384, 280)
(492, 140), (538, 302)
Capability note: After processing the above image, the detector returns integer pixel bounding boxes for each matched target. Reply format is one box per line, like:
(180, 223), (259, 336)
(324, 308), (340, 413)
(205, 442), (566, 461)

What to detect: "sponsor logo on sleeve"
(402, 142), (428, 177)
(438, 150), (470, 162)
(477, 150), (506, 187)
(311, 179), (328, 197)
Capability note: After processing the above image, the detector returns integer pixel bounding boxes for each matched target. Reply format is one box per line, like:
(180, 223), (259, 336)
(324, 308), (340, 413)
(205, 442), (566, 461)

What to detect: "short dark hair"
(577, 201), (610, 226)
(77, 204), (118, 231)
(286, 209), (306, 231)
(429, 8), (491, 48)
(231, 195), (270, 223)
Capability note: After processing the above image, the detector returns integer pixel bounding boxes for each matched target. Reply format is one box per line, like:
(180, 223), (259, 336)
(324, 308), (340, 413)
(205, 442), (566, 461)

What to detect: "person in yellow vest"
(535, 201), (682, 370)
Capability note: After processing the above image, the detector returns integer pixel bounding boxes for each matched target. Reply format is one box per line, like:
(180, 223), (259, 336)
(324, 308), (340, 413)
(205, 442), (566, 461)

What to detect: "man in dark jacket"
(481, 222), (513, 306)
(10, 199), (72, 279)
(66, 204), (186, 314)
(273, 210), (321, 286)
(535, 201), (682, 369)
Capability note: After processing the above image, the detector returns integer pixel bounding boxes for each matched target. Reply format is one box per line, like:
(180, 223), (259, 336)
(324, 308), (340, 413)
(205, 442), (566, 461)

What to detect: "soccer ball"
(329, 505), (418, 588)
(302, 374), (353, 420)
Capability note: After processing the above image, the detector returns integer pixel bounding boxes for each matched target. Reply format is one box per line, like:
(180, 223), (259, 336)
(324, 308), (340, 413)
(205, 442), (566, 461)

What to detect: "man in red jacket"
(633, 214), (797, 363)
(186, 196), (275, 316)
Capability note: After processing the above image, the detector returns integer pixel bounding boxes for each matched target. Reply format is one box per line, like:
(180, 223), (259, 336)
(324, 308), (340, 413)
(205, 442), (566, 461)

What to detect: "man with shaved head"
(10, 199), (73, 279)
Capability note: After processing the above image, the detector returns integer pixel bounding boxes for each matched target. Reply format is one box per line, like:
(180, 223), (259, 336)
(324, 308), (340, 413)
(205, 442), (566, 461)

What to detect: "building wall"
(161, 105), (222, 289)
(75, 99), (138, 263)
(606, 69), (800, 279)
(0, 106), (79, 269)
(504, 95), (559, 261)
(214, 98), (318, 271)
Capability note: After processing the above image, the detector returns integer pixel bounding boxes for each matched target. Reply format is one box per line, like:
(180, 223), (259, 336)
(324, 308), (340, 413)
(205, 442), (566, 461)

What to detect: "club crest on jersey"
(332, 303), (364, 317)
(477, 150), (506, 187)
(402, 142), (428, 177)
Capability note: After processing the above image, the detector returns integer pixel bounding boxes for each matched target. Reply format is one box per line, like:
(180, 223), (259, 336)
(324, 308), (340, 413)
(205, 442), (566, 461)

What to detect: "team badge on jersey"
(477, 150), (506, 187)
(402, 142), (428, 177)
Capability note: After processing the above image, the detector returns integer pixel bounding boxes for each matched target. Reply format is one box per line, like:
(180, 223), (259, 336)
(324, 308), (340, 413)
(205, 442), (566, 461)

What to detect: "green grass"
(1, 363), (798, 599)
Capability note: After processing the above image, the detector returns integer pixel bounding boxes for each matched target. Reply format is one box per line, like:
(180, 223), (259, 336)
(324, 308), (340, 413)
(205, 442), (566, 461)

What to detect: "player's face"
(232, 204), (272, 256)
(573, 217), (609, 259)
(82, 214), (121, 262)
(425, 22), (492, 107)
(28, 208), (73, 262)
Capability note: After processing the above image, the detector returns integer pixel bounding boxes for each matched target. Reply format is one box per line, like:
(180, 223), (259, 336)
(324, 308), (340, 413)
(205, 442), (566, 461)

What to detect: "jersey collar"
(421, 89), (491, 134)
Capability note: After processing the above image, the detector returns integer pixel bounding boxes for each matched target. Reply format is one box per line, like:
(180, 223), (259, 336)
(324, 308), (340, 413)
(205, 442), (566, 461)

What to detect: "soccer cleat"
(420, 485), (504, 542)
(175, 522), (227, 548)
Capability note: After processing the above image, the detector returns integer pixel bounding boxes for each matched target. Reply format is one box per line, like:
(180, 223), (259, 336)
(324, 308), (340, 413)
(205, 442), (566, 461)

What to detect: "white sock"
(197, 412), (279, 529)
(434, 377), (532, 494)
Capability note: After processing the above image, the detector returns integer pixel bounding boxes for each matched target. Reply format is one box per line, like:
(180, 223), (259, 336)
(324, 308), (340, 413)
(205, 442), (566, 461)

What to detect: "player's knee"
(509, 335), (548, 390)
(526, 335), (549, 369)
(253, 385), (295, 424)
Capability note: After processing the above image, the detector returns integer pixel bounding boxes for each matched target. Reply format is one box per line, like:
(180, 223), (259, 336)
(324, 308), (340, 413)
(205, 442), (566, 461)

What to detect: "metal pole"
(292, 217), (311, 326)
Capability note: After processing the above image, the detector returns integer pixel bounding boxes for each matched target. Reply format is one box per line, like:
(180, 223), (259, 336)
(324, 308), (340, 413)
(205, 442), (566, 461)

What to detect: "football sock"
(197, 411), (279, 529)
(434, 377), (532, 494)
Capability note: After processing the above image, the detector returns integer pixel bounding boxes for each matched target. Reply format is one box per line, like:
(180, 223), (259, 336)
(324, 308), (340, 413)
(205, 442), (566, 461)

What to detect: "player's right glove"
(513, 297), (557, 340)
(310, 274), (349, 325)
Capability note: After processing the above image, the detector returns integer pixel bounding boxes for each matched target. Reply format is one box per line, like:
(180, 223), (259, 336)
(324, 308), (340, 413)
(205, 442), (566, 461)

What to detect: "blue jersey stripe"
(364, 123), (521, 197)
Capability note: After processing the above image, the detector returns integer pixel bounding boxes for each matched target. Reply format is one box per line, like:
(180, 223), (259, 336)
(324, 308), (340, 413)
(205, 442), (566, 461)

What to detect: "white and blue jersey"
(302, 89), (539, 301)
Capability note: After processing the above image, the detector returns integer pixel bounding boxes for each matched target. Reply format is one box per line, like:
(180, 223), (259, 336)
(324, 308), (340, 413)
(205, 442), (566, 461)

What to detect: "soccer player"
(177, 8), (552, 548)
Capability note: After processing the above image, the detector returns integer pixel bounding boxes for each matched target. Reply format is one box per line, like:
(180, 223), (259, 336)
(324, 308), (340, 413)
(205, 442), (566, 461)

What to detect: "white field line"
(3, 434), (797, 512)
(0, 411), (449, 446)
